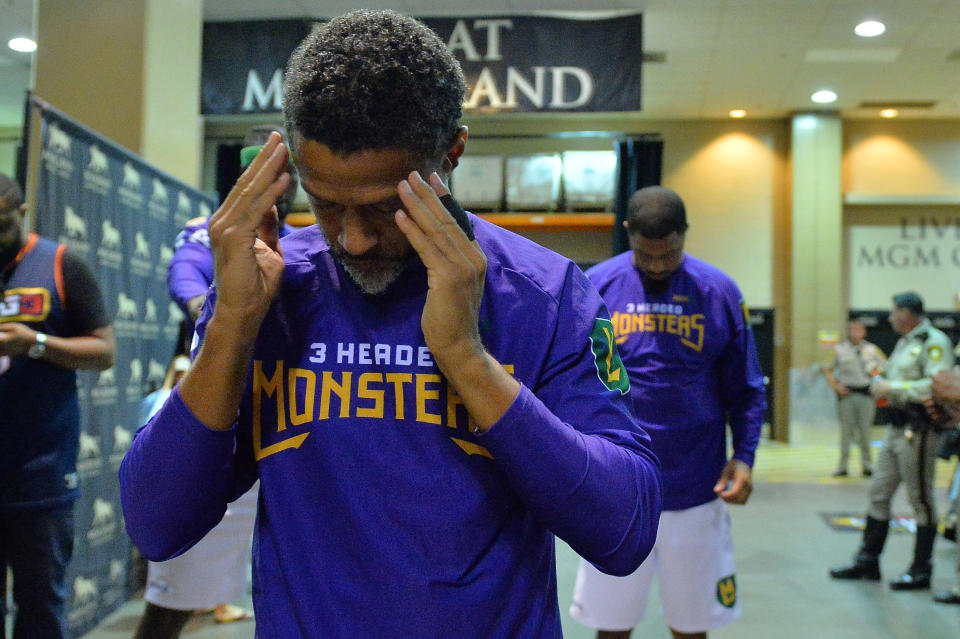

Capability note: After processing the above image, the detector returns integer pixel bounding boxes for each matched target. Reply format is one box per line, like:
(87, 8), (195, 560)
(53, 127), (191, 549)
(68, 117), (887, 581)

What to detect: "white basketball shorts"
(570, 498), (740, 633)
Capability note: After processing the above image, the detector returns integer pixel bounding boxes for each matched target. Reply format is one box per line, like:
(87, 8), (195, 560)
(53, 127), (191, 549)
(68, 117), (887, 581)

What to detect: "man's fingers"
(213, 133), (290, 234)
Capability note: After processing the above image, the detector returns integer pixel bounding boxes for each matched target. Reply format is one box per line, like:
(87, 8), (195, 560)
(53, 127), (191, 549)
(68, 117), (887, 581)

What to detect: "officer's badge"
(716, 574), (737, 608)
(928, 345), (943, 362)
(590, 318), (630, 394)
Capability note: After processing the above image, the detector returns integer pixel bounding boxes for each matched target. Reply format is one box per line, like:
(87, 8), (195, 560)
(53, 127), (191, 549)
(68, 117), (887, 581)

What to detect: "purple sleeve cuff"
(120, 388), (239, 560)
(478, 385), (661, 576)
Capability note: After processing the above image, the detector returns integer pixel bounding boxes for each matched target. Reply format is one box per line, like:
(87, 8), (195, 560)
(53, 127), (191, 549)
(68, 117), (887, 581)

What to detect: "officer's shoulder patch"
(589, 317), (630, 394)
(185, 215), (208, 227)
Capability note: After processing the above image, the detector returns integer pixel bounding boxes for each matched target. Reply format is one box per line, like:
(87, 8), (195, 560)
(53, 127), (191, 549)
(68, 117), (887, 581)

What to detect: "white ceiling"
(3, 0), (960, 129)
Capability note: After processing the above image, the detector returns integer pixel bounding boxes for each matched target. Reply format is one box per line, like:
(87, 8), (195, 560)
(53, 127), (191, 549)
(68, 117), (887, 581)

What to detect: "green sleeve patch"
(590, 318), (630, 394)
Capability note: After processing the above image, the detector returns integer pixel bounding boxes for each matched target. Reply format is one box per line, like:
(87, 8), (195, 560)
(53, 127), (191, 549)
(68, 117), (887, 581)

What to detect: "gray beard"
(316, 225), (412, 296)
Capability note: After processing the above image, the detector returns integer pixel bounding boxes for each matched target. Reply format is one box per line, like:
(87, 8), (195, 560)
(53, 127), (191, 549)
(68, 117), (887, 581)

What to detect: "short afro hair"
(625, 186), (689, 239)
(282, 10), (466, 159)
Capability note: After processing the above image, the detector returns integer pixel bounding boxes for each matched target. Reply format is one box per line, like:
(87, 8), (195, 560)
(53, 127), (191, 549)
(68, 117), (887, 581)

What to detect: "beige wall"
(844, 120), (960, 197)
(841, 120), (960, 312)
(35, 0), (203, 186)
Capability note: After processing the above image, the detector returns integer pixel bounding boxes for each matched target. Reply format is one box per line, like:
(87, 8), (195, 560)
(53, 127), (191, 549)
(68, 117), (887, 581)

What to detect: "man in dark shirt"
(0, 172), (115, 639)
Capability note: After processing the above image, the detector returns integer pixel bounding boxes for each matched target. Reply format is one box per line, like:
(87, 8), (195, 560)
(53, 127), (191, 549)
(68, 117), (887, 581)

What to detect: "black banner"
(202, 13), (643, 115)
(31, 99), (216, 637)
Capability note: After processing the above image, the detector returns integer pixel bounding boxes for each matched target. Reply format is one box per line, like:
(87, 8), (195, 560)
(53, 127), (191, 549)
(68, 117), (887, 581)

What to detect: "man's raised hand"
(207, 132), (290, 331)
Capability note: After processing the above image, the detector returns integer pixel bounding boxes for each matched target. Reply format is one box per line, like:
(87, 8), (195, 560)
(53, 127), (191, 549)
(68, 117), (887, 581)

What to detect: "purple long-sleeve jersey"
(586, 252), (765, 511)
(122, 216), (661, 638)
(166, 216), (295, 315)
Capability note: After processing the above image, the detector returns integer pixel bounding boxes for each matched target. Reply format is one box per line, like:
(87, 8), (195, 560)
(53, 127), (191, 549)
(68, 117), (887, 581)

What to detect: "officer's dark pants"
(0, 505), (74, 639)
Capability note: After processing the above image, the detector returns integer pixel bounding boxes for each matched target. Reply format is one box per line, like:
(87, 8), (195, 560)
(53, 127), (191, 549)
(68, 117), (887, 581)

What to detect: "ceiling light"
(811, 90), (838, 104)
(729, 109), (747, 118)
(855, 21), (886, 37)
(8, 37), (37, 53)
(880, 108), (898, 118)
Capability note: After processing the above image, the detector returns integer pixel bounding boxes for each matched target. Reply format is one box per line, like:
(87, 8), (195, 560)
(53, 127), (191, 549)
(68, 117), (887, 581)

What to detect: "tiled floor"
(76, 425), (960, 638)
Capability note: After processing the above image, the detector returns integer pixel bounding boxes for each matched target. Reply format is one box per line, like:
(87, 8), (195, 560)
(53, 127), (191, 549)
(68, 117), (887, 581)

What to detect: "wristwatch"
(27, 332), (47, 359)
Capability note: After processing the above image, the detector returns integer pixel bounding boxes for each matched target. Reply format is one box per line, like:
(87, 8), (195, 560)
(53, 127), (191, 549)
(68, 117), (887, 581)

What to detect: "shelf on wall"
(478, 212), (614, 231)
(844, 193), (960, 206)
(287, 211), (616, 231)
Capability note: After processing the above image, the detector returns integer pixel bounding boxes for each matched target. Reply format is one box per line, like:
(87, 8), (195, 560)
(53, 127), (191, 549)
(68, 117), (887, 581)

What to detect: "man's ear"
(441, 126), (469, 173)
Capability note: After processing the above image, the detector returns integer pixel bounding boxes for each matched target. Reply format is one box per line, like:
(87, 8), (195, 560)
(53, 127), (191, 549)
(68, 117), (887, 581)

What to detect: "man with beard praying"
(571, 186), (765, 639)
(119, 10), (662, 638)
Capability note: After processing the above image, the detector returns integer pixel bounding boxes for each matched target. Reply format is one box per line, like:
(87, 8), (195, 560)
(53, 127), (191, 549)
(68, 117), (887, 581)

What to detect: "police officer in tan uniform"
(830, 292), (953, 590)
(823, 318), (886, 477)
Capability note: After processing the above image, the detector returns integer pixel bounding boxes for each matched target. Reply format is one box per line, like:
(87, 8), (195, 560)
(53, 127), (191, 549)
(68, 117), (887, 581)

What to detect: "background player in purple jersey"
(571, 186), (765, 639)
(120, 10), (661, 638)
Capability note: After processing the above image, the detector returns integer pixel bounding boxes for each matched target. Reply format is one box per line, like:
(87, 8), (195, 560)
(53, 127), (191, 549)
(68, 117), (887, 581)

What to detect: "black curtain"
(613, 136), (663, 255)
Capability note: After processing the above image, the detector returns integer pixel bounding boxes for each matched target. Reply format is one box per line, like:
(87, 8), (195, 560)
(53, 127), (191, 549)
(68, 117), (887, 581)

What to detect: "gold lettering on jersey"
(253, 360), (308, 461)
(611, 311), (705, 352)
(251, 361), (516, 461)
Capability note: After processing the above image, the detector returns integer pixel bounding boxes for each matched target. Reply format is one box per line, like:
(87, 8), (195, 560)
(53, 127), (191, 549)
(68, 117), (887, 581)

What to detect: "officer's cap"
(892, 291), (924, 316)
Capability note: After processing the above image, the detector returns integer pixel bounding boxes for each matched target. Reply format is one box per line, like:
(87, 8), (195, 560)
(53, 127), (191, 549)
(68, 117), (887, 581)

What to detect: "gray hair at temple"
(625, 186), (690, 239)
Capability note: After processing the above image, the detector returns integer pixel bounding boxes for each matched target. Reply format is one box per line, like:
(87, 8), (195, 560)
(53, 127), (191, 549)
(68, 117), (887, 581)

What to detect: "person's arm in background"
(0, 249), (114, 370)
(714, 290), (765, 505)
(822, 352), (850, 397)
(167, 218), (215, 322)
(887, 333), (955, 403)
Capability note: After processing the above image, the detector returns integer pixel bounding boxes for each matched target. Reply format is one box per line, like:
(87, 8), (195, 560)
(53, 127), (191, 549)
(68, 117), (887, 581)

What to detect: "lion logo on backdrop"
(113, 426), (133, 451)
(92, 498), (115, 527)
(100, 219), (121, 250)
(117, 293), (138, 320)
(151, 178), (168, 204)
(109, 559), (125, 584)
(159, 244), (174, 265)
(73, 576), (97, 605)
(64, 206), (87, 240)
(79, 432), (100, 459)
(48, 123), (71, 155)
(177, 191), (192, 214)
(143, 299), (157, 324)
(88, 145), (108, 173)
(147, 359), (166, 386)
(129, 358), (142, 385)
(134, 231), (151, 261)
(167, 301), (184, 325)
(97, 367), (115, 387)
(199, 202), (211, 218)
(716, 575), (737, 608)
(122, 163), (141, 191)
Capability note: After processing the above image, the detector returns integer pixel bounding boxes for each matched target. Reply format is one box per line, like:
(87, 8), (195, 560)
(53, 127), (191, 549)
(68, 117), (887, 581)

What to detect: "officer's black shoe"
(944, 526), (957, 543)
(934, 590), (960, 604)
(889, 567), (932, 590)
(829, 555), (880, 581)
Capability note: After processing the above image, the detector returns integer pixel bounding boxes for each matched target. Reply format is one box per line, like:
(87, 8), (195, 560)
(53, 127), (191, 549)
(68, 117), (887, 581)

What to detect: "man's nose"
(338, 210), (378, 256)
